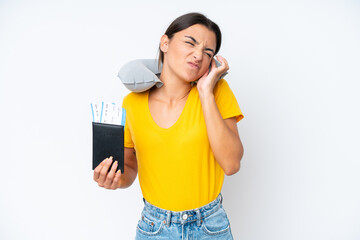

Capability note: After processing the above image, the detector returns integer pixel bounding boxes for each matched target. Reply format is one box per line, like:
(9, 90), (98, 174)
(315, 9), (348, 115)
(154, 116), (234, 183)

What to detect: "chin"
(181, 67), (203, 83)
(184, 72), (202, 82)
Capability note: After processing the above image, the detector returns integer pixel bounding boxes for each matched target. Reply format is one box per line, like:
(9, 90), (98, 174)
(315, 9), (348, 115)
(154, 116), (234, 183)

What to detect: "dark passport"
(92, 122), (124, 173)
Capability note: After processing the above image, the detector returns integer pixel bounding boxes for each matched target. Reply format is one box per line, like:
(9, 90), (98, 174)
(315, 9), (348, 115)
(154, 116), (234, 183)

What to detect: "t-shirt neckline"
(146, 85), (194, 131)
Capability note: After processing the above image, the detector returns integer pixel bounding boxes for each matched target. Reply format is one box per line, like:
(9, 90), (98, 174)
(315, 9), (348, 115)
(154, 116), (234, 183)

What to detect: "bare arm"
(118, 147), (138, 188)
(199, 92), (244, 176)
(196, 56), (243, 176)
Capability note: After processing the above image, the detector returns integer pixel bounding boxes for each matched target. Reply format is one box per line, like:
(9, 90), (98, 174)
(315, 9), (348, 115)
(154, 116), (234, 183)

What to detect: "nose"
(192, 47), (203, 62)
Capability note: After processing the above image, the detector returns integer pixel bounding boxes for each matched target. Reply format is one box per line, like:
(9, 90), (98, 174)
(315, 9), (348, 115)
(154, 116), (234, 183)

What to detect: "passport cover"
(92, 122), (124, 173)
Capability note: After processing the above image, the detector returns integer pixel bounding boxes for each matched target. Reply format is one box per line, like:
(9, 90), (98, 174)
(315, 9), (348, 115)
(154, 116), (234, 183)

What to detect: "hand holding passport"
(91, 102), (125, 174)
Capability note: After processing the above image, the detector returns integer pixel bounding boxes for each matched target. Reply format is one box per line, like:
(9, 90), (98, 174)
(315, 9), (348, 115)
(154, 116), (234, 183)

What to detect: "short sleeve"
(122, 96), (135, 148)
(213, 79), (244, 123)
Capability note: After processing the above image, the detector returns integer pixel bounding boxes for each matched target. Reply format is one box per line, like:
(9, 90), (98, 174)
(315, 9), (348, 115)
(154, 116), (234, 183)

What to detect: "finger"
(213, 56), (227, 79)
(215, 56), (226, 72)
(93, 158), (107, 181)
(216, 55), (225, 62)
(110, 170), (122, 190)
(217, 55), (229, 70)
(98, 156), (113, 186)
(104, 160), (118, 188)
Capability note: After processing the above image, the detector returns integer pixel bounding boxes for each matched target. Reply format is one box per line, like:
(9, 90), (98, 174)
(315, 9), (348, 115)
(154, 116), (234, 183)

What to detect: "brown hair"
(157, 12), (222, 71)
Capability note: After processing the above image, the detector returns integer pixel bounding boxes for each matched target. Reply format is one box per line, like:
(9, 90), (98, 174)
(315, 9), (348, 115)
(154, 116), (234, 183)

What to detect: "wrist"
(198, 90), (214, 101)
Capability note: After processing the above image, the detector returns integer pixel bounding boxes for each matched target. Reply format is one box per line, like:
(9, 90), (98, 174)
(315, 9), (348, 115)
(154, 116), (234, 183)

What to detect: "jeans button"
(182, 214), (188, 220)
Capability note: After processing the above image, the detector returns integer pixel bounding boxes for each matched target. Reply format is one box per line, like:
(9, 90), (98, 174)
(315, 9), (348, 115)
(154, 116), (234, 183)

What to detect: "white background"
(0, 0), (359, 239)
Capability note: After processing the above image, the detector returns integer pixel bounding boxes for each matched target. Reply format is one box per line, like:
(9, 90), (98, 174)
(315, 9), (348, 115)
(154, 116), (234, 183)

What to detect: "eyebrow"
(184, 35), (215, 54)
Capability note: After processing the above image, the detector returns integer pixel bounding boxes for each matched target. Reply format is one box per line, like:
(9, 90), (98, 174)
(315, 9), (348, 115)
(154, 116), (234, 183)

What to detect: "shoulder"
(213, 78), (232, 96)
(122, 90), (148, 108)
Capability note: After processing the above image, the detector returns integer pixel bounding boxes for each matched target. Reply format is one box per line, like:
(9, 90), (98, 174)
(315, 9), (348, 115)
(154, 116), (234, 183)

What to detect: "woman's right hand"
(93, 156), (122, 190)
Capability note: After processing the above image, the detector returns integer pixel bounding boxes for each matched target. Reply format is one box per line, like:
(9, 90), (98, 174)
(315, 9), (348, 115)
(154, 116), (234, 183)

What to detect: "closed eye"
(185, 42), (212, 58)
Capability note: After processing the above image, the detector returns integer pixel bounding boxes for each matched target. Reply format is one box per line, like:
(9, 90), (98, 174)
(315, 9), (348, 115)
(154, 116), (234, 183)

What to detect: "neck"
(153, 65), (192, 104)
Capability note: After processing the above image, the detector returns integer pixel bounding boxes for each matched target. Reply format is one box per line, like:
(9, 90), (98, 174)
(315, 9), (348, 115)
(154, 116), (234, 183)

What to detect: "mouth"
(187, 62), (200, 69)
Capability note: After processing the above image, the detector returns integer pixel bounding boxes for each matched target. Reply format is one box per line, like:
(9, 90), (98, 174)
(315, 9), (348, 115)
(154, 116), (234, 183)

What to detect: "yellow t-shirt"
(122, 79), (244, 211)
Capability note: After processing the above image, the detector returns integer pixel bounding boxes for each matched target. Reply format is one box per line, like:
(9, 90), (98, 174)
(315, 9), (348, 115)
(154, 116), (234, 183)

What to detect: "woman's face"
(160, 24), (217, 83)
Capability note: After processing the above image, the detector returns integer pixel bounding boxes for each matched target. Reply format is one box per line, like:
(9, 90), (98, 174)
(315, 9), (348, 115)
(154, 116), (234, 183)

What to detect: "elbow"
(224, 151), (243, 176)
(224, 161), (241, 176)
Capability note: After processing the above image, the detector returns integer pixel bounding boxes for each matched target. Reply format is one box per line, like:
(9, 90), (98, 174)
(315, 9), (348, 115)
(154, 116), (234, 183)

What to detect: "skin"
(93, 24), (244, 190)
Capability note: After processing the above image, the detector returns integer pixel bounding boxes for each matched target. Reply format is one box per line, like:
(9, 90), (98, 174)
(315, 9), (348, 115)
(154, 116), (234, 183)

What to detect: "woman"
(94, 12), (244, 239)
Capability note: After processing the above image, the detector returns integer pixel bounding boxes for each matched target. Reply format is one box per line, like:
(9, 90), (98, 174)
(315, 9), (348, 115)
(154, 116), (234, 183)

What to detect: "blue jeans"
(135, 193), (234, 239)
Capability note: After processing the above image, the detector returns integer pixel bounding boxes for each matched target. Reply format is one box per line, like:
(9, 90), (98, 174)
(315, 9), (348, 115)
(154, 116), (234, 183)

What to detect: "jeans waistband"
(142, 193), (223, 227)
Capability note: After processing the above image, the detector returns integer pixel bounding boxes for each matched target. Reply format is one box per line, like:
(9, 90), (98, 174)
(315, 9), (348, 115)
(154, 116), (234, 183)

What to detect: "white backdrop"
(0, 0), (359, 239)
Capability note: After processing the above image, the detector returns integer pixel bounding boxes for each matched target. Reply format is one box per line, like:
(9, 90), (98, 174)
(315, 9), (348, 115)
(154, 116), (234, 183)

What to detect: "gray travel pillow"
(117, 58), (228, 93)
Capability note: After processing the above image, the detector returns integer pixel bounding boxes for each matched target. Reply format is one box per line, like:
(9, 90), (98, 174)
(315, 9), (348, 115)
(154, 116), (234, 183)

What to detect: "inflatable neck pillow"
(117, 58), (228, 93)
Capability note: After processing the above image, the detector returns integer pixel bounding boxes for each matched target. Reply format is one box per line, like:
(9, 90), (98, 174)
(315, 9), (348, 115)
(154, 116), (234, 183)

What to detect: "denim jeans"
(135, 193), (234, 239)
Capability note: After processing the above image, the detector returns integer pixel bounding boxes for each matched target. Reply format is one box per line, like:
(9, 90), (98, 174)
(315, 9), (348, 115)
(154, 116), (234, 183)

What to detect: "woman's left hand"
(196, 55), (229, 95)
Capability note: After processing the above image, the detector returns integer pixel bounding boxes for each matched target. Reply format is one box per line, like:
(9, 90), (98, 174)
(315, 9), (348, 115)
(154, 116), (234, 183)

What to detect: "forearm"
(199, 92), (243, 175)
(118, 163), (137, 188)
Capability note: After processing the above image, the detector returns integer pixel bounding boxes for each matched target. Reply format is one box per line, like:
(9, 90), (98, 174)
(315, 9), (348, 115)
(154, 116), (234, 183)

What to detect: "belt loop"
(166, 211), (171, 227)
(142, 197), (145, 204)
(220, 193), (223, 204)
(196, 209), (201, 227)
